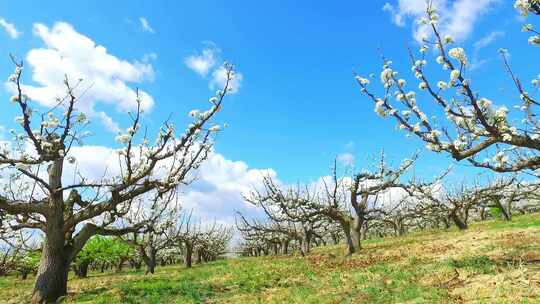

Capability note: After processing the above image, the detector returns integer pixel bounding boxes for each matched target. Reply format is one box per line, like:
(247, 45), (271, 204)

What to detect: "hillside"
(2, 214), (540, 303)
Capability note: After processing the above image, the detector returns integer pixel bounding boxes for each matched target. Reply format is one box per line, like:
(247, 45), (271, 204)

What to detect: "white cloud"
(142, 52), (158, 62)
(469, 30), (505, 70)
(210, 65), (243, 94)
(185, 46), (219, 77)
(186, 43), (243, 94)
(383, 0), (498, 43)
(473, 30), (505, 51)
(337, 153), (355, 167)
(65, 145), (274, 224)
(6, 22), (155, 132)
(179, 153), (275, 222)
(139, 17), (155, 34)
(0, 18), (21, 39)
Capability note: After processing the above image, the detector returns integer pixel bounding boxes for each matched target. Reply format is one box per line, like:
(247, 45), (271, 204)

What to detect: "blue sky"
(0, 0), (535, 220)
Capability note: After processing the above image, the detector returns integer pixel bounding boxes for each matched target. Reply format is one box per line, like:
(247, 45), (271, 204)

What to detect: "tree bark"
(495, 200), (512, 221)
(141, 247), (157, 274)
(280, 239), (289, 254)
(349, 221), (362, 253)
(450, 213), (468, 230)
(195, 250), (202, 264)
(184, 242), (193, 268)
(116, 257), (126, 273)
(31, 239), (70, 303)
(75, 262), (89, 278)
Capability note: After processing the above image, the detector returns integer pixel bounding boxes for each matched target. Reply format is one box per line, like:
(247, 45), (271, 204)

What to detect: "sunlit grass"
(1, 213), (540, 303)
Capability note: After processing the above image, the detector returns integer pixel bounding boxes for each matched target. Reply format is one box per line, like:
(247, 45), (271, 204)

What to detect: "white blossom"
(515, 0), (533, 16)
(356, 76), (370, 85)
(450, 70), (460, 82)
(478, 98), (492, 108)
(189, 110), (201, 119)
(42, 117), (60, 129)
(380, 68), (395, 87)
(437, 81), (448, 90)
(448, 48), (467, 65)
(443, 35), (454, 44)
(528, 35), (540, 45)
(493, 151), (508, 165)
(115, 134), (132, 144)
(453, 139), (467, 151)
(209, 125), (221, 132)
(436, 56), (445, 65)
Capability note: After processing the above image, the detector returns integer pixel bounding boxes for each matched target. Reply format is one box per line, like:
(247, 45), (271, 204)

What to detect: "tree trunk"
(32, 160), (71, 303)
(75, 262), (89, 278)
(142, 247), (157, 274)
(339, 219), (357, 255)
(496, 200), (512, 221)
(195, 250), (202, 264)
(21, 270), (29, 280)
(450, 213), (468, 230)
(299, 237), (310, 256)
(272, 243), (279, 255)
(116, 257), (126, 273)
(31, 241), (70, 303)
(184, 242), (193, 268)
(280, 240), (289, 254)
(349, 223), (362, 253)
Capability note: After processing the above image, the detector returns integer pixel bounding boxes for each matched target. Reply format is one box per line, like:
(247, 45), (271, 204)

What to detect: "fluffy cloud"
(185, 46), (219, 77)
(7, 22), (155, 132)
(383, 0), (498, 43)
(64, 146), (273, 224)
(179, 153), (275, 222)
(139, 17), (155, 34)
(0, 18), (20, 39)
(185, 43), (243, 94)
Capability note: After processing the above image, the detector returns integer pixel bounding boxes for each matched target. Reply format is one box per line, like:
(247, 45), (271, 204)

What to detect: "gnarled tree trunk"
(450, 212), (468, 230)
(31, 236), (70, 303)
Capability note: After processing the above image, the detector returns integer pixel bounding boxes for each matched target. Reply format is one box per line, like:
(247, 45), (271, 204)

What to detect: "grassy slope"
(2, 214), (540, 304)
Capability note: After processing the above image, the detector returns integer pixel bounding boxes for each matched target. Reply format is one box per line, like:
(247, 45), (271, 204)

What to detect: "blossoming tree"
(301, 154), (419, 255)
(355, 1), (540, 174)
(0, 58), (236, 303)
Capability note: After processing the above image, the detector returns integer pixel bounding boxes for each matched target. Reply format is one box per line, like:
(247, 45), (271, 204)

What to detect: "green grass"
(2, 213), (540, 303)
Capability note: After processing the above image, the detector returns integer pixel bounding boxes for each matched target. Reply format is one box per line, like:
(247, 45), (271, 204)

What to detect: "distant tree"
(0, 58), (237, 303)
(413, 178), (517, 230)
(242, 178), (327, 256)
(73, 236), (133, 278)
(301, 153), (420, 255)
(122, 195), (185, 274)
(13, 250), (40, 280)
